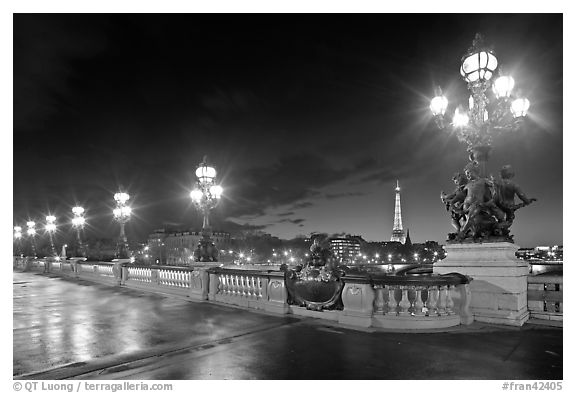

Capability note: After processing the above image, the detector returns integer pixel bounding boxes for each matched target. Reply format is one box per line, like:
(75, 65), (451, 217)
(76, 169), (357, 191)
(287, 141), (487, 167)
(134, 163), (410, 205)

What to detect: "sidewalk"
(13, 271), (562, 380)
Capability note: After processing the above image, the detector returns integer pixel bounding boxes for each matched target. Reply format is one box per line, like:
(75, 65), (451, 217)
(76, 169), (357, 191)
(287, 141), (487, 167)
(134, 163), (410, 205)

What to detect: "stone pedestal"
(433, 242), (529, 327)
(339, 282), (375, 327)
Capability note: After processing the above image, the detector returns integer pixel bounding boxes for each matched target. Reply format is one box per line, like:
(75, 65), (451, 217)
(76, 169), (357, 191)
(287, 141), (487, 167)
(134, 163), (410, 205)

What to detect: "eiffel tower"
(390, 180), (406, 244)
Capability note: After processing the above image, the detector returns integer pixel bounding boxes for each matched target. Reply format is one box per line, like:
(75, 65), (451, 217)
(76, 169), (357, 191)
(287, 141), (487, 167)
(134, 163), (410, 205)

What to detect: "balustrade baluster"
(437, 285), (448, 316)
(374, 286), (385, 314)
(218, 275), (225, 295)
(224, 275), (230, 295)
(256, 277), (262, 299)
(227, 275), (232, 295)
(246, 275), (252, 298)
(248, 276), (255, 299)
(387, 286), (397, 315)
(414, 287), (425, 315)
(232, 275), (239, 296)
(427, 286), (439, 316)
(399, 287), (411, 315)
(446, 285), (455, 315)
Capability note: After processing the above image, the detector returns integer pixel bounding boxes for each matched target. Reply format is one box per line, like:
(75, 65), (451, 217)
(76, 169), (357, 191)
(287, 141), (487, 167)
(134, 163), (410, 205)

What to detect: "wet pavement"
(13, 271), (563, 380)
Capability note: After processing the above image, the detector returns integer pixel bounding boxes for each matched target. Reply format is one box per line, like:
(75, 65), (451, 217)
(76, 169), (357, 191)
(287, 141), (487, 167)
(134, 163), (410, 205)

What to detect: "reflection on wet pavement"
(13, 272), (293, 377)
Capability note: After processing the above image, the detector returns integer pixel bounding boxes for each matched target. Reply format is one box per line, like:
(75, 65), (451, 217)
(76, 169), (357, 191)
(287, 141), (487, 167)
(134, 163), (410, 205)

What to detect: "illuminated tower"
(390, 180), (406, 244)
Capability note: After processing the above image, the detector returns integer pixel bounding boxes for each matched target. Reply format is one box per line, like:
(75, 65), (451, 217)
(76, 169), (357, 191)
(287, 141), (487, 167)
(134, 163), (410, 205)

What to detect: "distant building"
(148, 229), (231, 266)
(330, 235), (362, 263)
(516, 245), (562, 262)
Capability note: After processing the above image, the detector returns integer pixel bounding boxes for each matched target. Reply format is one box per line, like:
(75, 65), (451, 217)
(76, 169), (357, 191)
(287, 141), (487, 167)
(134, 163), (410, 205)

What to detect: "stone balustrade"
(122, 265), (208, 300)
(15, 259), (473, 330)
(338, 274), (472, 329)
(527, 274), (563, 323)
(206, 267), (288, 314)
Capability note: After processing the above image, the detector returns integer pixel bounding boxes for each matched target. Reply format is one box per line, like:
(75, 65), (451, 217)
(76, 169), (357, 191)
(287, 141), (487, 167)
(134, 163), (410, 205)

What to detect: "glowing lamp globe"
(14, 232), (22, 239)
(46, 215), (56, 224)
(511, 97), (530, 118)
(190, 189), (203, 202)
(430, 95), (448, 116)
(460, 50), (498, 83)
(46, 223), (56, 232)
(196, 164), (216, 184)
(493, 75), (515, 99)
(121, 206), (132, 216)
(113, 208), (121, 218)
(452, 108), (470, 128)
(72, 206), (85, 215)
(72, 216), (85, 227)
(14, 226), (22, 233)
(209, 185), (223, 198)
(27, 221), (35, 229)
(114, 192), (130, 205)
(27, 228), (36, 235)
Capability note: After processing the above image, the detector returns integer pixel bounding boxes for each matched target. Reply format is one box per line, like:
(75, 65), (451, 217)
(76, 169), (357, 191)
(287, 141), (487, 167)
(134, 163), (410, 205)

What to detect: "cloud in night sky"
(277, 218), (306, 225)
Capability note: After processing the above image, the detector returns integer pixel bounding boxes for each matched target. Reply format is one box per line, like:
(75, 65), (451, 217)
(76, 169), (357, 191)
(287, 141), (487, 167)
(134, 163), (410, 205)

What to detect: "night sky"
(13, 14), (563, 247)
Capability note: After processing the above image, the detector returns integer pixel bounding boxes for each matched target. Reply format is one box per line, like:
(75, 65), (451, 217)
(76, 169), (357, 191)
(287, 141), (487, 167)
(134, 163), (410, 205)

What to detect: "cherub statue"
(491, 165), (537, 235)
(457, 164), (499, 240)
(441, 172), (468, 232)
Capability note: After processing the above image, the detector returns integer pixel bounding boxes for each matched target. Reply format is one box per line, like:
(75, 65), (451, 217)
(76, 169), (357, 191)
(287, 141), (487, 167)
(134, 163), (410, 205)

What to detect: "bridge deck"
(13, 271), (562, 380)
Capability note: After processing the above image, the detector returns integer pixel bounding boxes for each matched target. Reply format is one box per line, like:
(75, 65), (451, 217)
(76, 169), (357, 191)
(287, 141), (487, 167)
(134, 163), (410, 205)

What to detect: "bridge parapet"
(527, 274), (563, 323)
(18, 260), (474, 330)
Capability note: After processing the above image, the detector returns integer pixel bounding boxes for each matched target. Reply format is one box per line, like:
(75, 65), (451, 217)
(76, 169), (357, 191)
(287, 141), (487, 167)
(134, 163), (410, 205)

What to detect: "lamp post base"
(193, 235), (219, 263)
(433, 242), (529, 327)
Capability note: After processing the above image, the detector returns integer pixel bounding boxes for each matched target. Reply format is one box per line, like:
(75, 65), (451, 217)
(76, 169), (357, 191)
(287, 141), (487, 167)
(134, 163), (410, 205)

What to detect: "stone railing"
(122, 265), (208, 301)
(206, 267), (472, 329)
(527, 274), (563, 323)
(338, 274), (473, 329)
(15, 260), (472, 330)
(206, 267), (288, 314)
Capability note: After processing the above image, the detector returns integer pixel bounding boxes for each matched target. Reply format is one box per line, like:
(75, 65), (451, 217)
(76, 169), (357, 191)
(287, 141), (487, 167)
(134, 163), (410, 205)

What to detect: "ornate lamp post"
(14, 226), (23, 256)
(45, 215), (58, 257)
(113, 192), (132, 259)
(190, 157), (223, 262)
(432, 33), (535, 241)
(71, 206), (87, 257)
(26, 221), (37, 258)
(431, 33), (530, 177)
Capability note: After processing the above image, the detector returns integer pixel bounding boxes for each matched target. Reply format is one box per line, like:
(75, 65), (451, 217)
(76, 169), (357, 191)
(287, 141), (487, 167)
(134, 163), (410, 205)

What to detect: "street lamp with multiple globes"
(72, 206), (87, 257)
(45, 215), (58, 257)
(190, 157), (223, 262)
(113, 191), (132, 259)
(26, 221), (37, 257)
(431, 33), (535, 241)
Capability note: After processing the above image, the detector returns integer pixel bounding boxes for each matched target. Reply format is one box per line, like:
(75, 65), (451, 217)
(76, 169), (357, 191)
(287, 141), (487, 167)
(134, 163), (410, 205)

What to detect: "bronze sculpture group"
(282, 238), (346, 311)
(441, 160), (536, 242)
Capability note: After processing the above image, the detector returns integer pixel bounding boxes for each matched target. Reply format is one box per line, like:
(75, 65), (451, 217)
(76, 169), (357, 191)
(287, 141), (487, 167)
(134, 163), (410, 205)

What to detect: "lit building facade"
(330, 236), (361, 264)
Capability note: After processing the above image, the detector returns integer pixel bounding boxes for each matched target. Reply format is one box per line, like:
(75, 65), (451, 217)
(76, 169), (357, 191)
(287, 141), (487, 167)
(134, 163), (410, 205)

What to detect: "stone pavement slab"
(13, 272), (562, 380)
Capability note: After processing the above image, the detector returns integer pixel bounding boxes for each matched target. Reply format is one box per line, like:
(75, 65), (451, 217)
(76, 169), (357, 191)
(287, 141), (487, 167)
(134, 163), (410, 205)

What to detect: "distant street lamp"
(190, 157), (223, 262)
(113, 191), (132, 259)
(432, 34), (534, 241)
(14, 226), (23, 256)
(72, 206), (87, 258)
(26, 221), (37, 257)
(45, 215), (58, 257)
